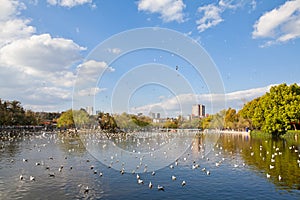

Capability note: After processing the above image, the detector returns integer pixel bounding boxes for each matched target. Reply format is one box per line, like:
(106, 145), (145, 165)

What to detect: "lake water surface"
(0, 131), (299, 199)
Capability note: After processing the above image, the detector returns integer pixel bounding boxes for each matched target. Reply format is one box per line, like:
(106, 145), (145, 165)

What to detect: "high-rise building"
(156, 113), (160, 119)
(149, 112), (160, 119)
(86, 106), (93, 115)
(192, 104), (205, 118)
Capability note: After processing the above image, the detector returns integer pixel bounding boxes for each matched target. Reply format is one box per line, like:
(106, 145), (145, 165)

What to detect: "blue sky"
(0, 0), (300, 116)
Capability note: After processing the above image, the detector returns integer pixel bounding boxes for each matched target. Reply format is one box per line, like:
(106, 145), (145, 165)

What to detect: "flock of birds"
(1, 131), (300, 197)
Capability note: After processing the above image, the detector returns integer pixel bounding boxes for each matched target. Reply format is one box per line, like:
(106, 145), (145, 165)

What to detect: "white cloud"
(107, 48), (122, 55)
(47, 0), (93, 8)
(253, 0), (300, 45)
(196, 0), (253, 32)
(0, 0), (87, 111)
(75, 60), (115, 91)
(0, 19), (35, 47)
(0, 34), (85, 74)
(131, 85), (273, 116)
(77, 60), (115, 75)
(197, 4), (224, 32)
(137, 0), (186, 23)
(0, 66), (73, 111)
(0, 0), (25, 20)
(0, 1), (35, 47)
(77, 87), (106, 97)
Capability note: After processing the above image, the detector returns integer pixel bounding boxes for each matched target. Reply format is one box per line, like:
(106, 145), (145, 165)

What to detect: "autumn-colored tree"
(57, 109), (75, 128)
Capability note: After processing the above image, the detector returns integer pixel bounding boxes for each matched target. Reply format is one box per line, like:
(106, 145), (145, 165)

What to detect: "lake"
(0, 131), (299, 199)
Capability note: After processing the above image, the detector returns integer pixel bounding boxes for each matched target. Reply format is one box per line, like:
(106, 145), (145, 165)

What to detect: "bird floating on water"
(181, 180), (186, 186)
(138, 179), (144, 184)
(172, 175), (176, 181)
(84, 186), (89, 194)
(30, 176), (35, 181)
(149, 181), (153, 189)
(20, 175), (24, 180)
(157, 185), (165, 191)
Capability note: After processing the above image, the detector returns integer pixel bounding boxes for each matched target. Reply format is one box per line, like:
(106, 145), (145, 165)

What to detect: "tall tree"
(238, 83), (300, 136)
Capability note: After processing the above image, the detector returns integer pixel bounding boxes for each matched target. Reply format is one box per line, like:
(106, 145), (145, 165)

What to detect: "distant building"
(192, 104), (205, 118)
(156, 113), (160, 119)
(149, 112), (160, 119)
(86, 106), (93, 115)
(185, 115), (191, 121)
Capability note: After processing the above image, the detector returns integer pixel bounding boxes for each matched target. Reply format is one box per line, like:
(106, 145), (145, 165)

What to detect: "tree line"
(0, 99), (60, 126)
(204, 83), (300, 136)
(0, 99), (37, 126)
(2, 83), (299, 136)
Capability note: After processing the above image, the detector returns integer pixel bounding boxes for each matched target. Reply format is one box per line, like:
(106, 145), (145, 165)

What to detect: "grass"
(250, 129), (300, 144)
(250, 130), (272, 139)
(280, 130), (300, 139)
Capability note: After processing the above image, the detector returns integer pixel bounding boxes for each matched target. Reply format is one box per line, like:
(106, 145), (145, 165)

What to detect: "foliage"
(181, 118), (202, 129)
(57, 109), (75, 128)
(239, 83), (300, 136)
(249, 130), (272, 139)
(98, 112), (118, 132)
(0, 99), (38, 125)
(131, 115), (152, 127)
(73, 109), (90, 128)
(202, 110), (225, 129)
(224, 108), (238, 129)
(163, 118), (178, 129)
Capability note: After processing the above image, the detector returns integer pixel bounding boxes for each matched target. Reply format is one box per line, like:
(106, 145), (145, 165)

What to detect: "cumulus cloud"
(137, 0), (186, 23)
(196, 4), (224, 32)
(0, 0), (35, 47)
(74, 60), (115, 97)
(77, 60), (115, 77)
(253, 0), (300, 46)
(47, 0), (93, 8)
(196, 0), (253, 32)
(0, 0), (87, 111)
(0, 34), (85, 73)
(0, 0), (25, 20)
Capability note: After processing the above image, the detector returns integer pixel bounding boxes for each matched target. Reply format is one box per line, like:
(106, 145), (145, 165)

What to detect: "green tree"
(163, 118), (178, 129)
(57, 109), (75, 128)
(224, 108), (238, 129)
(239, 83), (300, 136)
(73, 109), (90, 128)
(131, 115), (151, 127)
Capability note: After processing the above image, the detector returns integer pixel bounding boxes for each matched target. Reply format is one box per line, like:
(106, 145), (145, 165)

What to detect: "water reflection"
(0, 131), (299, 199)
(212, 134), (300, 191)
